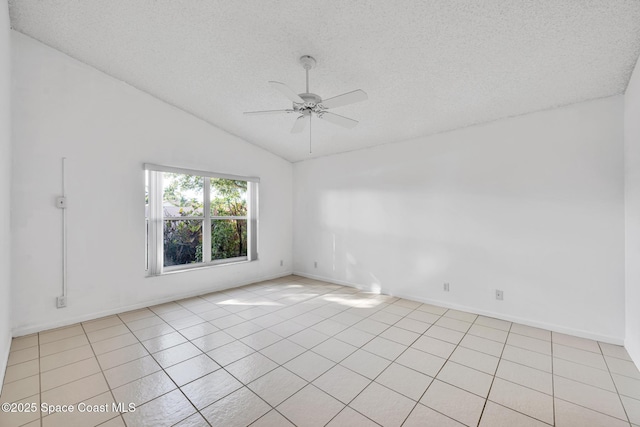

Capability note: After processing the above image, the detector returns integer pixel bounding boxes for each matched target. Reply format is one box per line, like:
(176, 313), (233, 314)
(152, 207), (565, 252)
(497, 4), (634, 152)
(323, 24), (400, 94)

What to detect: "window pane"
(164, 220), (203, 266)
(212, 219), (247, 260)
(163, 172), (204, 217)
(211, 178), (247, 217)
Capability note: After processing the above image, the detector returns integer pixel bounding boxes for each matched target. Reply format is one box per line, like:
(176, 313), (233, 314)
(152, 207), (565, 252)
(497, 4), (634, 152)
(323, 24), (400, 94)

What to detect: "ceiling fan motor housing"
(294, 93), (324, 115)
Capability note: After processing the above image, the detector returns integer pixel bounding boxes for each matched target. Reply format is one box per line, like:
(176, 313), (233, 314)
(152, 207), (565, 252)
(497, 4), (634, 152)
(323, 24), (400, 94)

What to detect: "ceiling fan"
(244, 55), (368, 152)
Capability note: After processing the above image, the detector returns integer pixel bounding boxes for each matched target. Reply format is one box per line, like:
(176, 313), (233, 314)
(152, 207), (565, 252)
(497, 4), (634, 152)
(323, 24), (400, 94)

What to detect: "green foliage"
(163, 173), (204, 214)
(211, 179), (247, 216)
(162, 174), (248, 266)
(210, 179), (247, 259)
(163, 220), (202, 266)
(212, 219), (247, 260)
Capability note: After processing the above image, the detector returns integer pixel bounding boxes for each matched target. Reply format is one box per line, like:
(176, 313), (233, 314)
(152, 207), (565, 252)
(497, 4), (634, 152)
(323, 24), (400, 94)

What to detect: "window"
(145, 164), (258, 275)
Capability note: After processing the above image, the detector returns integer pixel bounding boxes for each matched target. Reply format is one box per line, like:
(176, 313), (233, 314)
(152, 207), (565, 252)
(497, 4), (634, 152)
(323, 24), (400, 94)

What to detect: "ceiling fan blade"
(243, 110), (294, 116)
(269, 81), (305, 103)
(321, 89), (368, 109)
(319, 112), (358, 129)
(244, 109), (295, 115)
(291, 115), (308, 133)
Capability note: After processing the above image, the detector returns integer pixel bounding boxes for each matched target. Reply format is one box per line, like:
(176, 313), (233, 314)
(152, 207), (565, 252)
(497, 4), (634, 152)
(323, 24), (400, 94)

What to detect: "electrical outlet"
(56, 296), (67, 308)
(280, 260), (283, 267)
(495, 290), (504, 300)
(443, 283), (450, 292)
(314, 261), (318, 268)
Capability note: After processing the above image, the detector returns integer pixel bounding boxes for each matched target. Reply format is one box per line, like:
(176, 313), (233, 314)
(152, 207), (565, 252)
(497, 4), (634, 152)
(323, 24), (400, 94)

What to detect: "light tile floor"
(1, 275), (640, 427)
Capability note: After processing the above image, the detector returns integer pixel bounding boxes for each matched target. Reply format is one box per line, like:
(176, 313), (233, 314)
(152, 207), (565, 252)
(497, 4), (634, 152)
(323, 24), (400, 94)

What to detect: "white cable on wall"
(56, 157), (68, 308)
(62, 157), (67, 299)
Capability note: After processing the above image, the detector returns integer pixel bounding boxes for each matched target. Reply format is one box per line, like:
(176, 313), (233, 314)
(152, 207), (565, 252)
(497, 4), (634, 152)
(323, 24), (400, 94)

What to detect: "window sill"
(146, 257), (257, 277)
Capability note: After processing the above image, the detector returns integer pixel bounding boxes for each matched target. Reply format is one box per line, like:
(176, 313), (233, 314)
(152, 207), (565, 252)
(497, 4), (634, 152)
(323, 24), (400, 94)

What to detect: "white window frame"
(145, 163), (259, 276)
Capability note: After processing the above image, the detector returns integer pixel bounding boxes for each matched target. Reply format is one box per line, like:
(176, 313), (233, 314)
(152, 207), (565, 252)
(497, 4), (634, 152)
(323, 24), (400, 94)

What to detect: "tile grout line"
(8, 276), (639, 427)
(487, 327), (629, 425)
(548, 337), (637, 423)
(393, 306), (469, 427)
(400, 308), (478, 426)
(270, 287), (401, 427)
(114, 310), (214, 427)
(414, 314), (563, 426)
(36, 315), (622, 426)
(37, 327), (122, 424)
(221, 282), (363, 427)
(29, 290), (520, 425)
(255, 286), (412, 426)
(11, 284), (277, 424)
(170, 302), (290, 427)
(0, 298), (564, 424)
(500, 337), (626, 376)
(319, 298), (426, 426)
(476, 320), (512, 427)
(464, 320), (634, 424)
(115, 279), (357, 426)
(552, 395), (631, 425)
(138, 283), (316, 426)
(599, 340), (633, 425)
(387, 306), (470, 424)
(78, 322), (125, 427)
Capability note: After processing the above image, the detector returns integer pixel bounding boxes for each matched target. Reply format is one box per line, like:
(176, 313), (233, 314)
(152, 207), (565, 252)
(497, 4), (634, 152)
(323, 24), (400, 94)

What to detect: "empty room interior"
(2, 1), (640, 426)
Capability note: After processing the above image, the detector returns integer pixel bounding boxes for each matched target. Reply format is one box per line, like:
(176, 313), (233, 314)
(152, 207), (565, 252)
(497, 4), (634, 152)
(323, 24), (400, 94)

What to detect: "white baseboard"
(293, 271), (374, 291)
(294, 271), (624, 345)
(12, 271), (293, 337)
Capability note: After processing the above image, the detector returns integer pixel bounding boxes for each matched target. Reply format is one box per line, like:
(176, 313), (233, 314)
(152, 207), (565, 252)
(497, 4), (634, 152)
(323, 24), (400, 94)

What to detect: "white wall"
(0, 0), (11, 387)
(11, 32), (293, 335)
(7, 26), (631, 350)
(625, 55), (640, 364)
(294, 96), (625, 343)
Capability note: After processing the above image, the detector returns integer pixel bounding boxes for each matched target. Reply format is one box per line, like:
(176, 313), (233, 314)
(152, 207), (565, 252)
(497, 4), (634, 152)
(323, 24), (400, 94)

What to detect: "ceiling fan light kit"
(244, 55), (368, 153)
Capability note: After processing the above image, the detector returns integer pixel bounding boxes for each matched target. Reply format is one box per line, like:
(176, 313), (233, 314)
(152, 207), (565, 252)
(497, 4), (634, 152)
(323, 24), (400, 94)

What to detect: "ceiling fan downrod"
(299, 55), (316, 94)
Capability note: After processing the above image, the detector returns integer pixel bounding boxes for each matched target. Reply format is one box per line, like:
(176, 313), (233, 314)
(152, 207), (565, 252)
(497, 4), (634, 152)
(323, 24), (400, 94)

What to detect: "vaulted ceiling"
(8, 1), (640, 162)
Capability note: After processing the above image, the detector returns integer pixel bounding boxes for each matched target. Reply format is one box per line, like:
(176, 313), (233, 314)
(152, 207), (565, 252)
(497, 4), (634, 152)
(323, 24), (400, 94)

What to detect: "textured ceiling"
(8, 1), (640, 162)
